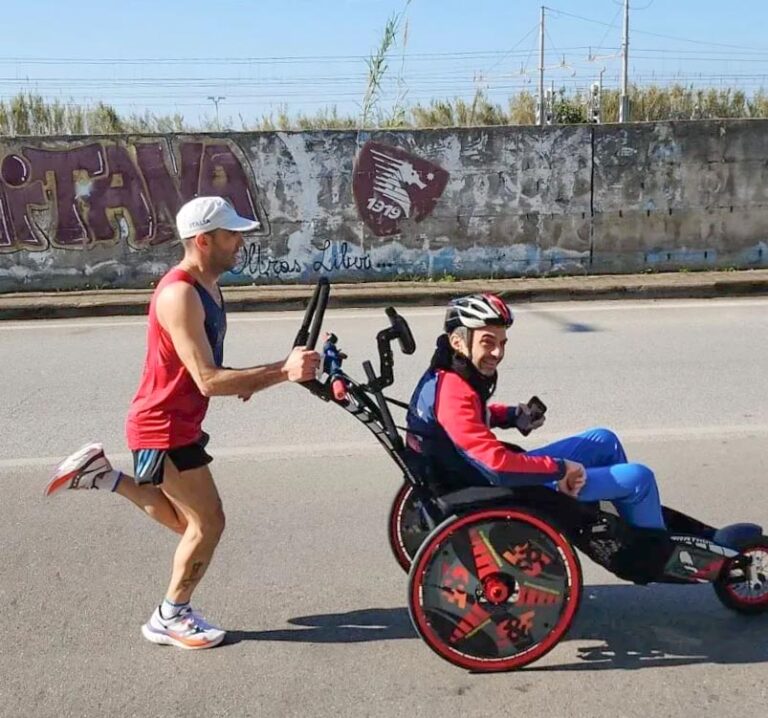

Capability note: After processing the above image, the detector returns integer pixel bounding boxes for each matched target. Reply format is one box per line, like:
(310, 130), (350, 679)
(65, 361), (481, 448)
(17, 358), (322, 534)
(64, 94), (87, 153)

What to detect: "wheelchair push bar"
(291, 278), (416, 454)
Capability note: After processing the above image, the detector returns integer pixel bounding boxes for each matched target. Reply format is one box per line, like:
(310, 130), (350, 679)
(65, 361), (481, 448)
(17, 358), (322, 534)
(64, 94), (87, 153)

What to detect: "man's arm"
(156, 282), (318, 398)
(489, 402), (546, 434)
(436, 374), (565, 486)
(488, 403), (518, 429)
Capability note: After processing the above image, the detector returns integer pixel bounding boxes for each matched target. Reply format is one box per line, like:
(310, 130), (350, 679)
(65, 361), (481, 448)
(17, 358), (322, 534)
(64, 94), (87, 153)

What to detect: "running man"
(45, 196), (320, 649)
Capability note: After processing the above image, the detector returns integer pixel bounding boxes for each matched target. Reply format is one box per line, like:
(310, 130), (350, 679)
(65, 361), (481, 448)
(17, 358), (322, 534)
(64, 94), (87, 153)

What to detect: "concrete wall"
(1, 120), (766, 292)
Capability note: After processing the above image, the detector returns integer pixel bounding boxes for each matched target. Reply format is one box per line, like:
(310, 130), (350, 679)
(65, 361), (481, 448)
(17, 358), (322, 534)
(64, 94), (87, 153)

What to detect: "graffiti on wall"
(3, 124), (764, 292)
(231, 239), (374, 280)
(228, 140), (449, 280)
(353, 141), (449, 237)
(0, 139), (266, 252)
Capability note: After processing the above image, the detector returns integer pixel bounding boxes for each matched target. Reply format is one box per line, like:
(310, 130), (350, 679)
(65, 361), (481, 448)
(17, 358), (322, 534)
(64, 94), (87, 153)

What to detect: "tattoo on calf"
(180, 561), (205, 589)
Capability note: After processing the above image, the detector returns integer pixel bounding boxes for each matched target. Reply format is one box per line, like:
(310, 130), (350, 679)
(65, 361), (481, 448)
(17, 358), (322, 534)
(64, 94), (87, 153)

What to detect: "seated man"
(406, 293), (666, 530)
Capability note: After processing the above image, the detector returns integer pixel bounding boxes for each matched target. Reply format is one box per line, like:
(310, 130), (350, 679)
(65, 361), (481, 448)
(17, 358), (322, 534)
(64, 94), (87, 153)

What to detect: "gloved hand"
(515, 402), (546, 435)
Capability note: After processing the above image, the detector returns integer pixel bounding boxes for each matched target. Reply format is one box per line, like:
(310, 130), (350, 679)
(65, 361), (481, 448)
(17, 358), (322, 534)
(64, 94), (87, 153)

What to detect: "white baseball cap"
(176, 196), (261, 239)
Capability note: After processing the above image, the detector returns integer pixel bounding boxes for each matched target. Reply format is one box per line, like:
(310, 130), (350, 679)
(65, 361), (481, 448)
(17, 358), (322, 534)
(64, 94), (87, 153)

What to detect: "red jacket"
(406, 368), (565, 488)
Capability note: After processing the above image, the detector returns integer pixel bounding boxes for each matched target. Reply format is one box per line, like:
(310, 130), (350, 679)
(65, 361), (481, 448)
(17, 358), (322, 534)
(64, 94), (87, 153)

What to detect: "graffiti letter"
(0, 153), (48, 249)
(0, 192), (11, 248)
(135, 141), (203, 245)
(86, 145), (153, 247)
(198, 144), (259, 226)
(17, 144), (105, 247)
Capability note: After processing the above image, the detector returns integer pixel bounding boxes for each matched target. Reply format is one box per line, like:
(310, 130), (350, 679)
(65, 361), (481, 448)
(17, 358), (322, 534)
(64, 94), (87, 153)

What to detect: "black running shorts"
(132, 432), (213, 486)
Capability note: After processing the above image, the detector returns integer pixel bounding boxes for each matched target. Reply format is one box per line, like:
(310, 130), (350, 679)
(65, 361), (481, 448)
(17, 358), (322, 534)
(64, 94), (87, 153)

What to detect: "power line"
(593, 6), (623, 54)
(7, 77), (768, 114)
(4, 13), (768, 124)
(544, 5), (767, 51)
(484, 23), (540, 75)
(8, 45), (768, 64)
(0, 49), (588, 66)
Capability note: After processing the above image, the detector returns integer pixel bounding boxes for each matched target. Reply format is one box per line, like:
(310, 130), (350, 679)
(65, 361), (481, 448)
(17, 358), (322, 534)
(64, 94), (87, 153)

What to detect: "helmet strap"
(465, 328), (476, 365)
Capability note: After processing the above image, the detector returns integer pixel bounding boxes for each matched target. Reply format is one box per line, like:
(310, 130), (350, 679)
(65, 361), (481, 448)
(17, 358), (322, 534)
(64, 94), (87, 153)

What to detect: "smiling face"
(448, 324), (508, 376)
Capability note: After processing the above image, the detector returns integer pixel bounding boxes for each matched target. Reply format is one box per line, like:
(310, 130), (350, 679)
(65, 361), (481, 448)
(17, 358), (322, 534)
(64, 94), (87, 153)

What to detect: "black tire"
(408, 507), (582, 672)
(388, 483), (434, 572)
(714, 537), (768, 615)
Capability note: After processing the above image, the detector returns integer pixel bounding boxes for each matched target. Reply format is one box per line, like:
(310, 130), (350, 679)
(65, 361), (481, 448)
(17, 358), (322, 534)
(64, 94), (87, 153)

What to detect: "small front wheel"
(714, 538), (768, 615)
(408, 508), (582, 672)
(388, 483), (435, 572)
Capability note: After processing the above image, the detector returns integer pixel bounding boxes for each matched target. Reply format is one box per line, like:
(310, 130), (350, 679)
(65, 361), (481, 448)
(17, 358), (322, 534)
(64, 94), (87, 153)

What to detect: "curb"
(2, 272), (768, 320)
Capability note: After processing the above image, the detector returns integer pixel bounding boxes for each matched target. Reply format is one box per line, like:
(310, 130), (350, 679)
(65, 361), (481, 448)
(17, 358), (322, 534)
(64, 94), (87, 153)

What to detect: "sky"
(2, 0), (768, 126)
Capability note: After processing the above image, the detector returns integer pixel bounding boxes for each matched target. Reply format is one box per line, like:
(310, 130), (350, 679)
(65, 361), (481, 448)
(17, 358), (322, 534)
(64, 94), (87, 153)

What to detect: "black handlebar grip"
(294, 277), (329, 349)
(294, 279), (324, 348)
(306, 280), (330, 350)
(385, 307), (416, 355)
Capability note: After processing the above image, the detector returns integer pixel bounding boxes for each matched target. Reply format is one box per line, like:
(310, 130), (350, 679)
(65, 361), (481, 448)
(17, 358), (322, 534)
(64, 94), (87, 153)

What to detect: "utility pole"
(538, 6), (545, 126)
(619, 0), (630, 122)
(207, 95), (226, 130)
(550, 79), (555, 125)
(590, 68), (606, 124)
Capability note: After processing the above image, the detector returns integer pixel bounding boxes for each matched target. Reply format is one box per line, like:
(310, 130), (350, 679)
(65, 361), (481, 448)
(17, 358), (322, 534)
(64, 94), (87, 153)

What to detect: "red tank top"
(125, 268), (217, 450)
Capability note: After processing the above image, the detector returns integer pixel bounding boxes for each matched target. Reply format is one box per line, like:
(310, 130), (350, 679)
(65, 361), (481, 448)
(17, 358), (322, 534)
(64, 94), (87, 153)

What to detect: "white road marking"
(6, 423), (768, 470)
(0, 297), (767, 332)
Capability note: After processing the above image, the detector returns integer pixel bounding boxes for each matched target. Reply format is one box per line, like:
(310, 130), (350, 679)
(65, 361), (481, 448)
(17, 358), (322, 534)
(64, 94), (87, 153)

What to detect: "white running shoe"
(141, 606), (226, 650)
(44, 442), (115, 496)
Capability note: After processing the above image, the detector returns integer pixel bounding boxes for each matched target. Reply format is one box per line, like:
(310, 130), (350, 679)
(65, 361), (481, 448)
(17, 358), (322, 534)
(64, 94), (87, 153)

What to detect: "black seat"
(436, 486), (517, 511)
(404, 449), (597, 530)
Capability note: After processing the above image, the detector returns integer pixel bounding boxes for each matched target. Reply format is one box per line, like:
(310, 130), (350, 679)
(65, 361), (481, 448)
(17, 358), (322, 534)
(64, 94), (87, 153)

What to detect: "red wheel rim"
(724, 546), (768, 606)
(389, 483), (414, 571)
(409, 508), (582, 672)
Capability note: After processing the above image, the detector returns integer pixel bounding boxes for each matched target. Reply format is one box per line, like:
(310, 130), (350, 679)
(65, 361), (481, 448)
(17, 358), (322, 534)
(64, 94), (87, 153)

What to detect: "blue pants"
(526, 428), (666, 530)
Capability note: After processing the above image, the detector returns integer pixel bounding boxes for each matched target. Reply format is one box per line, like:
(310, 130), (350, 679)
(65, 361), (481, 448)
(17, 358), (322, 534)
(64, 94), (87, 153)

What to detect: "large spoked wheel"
(388, 483), (435, 572)
(408, 508), (582, 672)
(714, 538), (768, 615)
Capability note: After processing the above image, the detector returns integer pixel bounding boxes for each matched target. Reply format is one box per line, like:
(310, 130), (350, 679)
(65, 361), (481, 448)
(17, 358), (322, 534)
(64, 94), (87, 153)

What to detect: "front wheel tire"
(408, 507), (582, 672)
(714, 538), (768, 615)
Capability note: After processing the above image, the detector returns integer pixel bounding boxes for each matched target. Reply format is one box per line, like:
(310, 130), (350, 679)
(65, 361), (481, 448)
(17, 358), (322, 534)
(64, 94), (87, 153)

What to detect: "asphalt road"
(2, 297), (768, 717)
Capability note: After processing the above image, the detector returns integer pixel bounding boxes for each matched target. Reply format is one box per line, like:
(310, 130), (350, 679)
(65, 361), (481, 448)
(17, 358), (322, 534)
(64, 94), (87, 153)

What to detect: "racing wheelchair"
(295, 278), (768, 672)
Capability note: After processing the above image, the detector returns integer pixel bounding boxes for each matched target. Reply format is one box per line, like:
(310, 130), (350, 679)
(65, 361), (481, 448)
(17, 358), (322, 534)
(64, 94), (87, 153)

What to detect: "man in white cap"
(45, 196), (320, 650)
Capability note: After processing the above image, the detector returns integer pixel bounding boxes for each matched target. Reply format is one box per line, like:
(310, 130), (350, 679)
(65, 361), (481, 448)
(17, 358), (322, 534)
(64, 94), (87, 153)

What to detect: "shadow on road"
(525, 307), (600, 333)
(226, 606), (413, 645)
(532, 582), (768, 671)
(226, 583), (768, 670)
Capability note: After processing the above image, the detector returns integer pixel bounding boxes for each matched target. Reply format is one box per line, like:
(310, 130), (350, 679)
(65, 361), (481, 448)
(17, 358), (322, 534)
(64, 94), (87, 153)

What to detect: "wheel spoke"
(390, 483), (435, 572)
(410, 509), (582, 671)
(716, 542), (768, 611)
